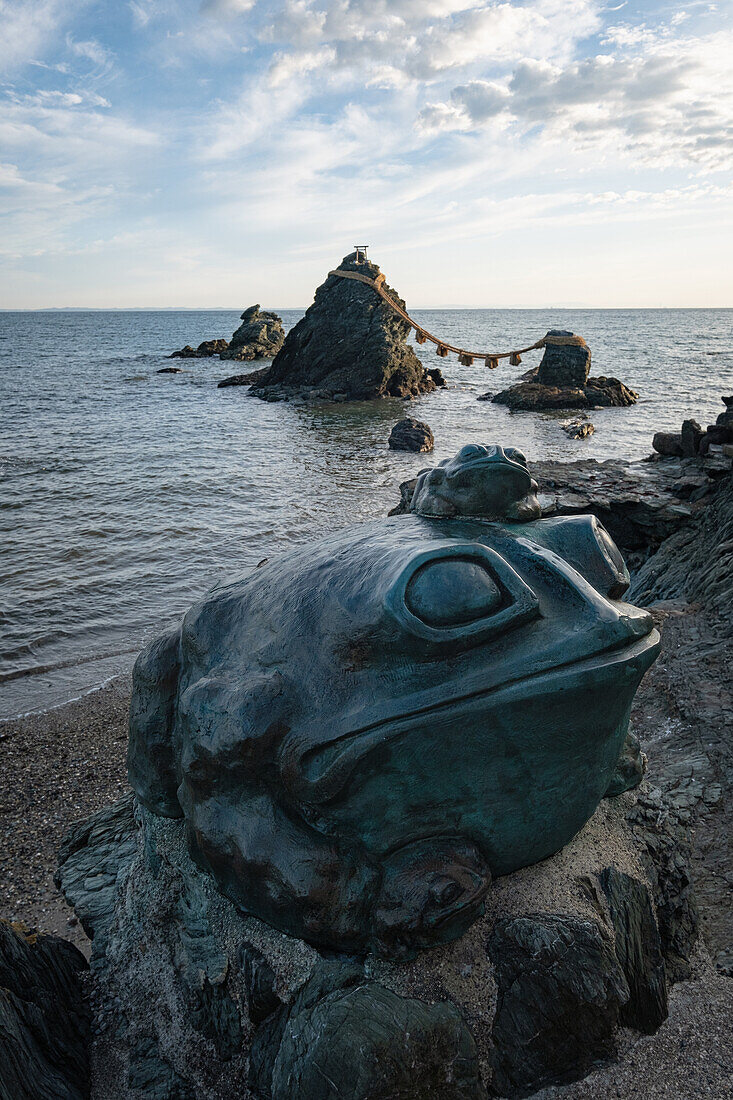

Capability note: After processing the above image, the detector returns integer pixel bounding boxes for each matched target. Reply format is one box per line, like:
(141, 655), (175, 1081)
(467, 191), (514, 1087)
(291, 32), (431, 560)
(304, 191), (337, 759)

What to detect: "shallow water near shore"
(1, 307), (731, 718)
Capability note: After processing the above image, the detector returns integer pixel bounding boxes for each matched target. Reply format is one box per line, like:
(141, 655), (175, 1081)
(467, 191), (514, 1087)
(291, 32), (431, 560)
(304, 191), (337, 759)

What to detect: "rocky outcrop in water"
(170, 339), (230, 359)
(220, 305), (285, 362)
(388, 416), (434, 452)
(0, 919), (91, 1100)
(250, 253), (445, 401)
(561, 418), (594, 439)
(489, 331), (637, 411)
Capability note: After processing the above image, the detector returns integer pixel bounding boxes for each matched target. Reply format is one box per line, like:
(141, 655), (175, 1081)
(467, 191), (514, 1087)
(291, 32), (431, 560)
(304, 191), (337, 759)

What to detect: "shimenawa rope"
(328, 268), (577, 368)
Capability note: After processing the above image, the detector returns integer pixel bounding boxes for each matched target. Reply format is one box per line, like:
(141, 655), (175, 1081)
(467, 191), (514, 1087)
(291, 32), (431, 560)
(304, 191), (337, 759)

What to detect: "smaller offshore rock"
(0, 919), (91, 1100)
(388, 417), (434, 452)
(220, 305), (285, 362)
(170, 338), (229, 359)
(156, 366), (182, 374)
(252, 253), (444, 401)
(491, 331), (637, 411)
(561, 418), (594, 439)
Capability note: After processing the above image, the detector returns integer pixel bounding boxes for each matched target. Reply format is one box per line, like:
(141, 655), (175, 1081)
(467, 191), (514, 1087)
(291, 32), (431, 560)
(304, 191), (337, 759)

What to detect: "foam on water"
(1, 307), (731, 717)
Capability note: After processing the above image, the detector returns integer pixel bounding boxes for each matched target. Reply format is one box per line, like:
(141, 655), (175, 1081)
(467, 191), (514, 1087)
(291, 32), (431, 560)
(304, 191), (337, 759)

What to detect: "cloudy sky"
(1, 0), (731, 307)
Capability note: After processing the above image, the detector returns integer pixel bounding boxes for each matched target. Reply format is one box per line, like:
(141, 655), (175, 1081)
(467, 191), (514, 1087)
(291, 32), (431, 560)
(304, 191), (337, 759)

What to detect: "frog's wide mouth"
(281, 627), (660, 805)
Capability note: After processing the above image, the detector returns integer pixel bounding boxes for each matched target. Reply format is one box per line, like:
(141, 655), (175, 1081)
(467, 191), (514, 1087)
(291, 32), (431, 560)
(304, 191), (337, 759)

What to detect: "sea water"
(1, 308), (731, 717)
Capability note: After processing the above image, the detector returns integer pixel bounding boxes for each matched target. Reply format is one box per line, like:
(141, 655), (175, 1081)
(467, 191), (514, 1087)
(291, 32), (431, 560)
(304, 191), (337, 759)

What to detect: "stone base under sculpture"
(56, 785), (686, 1100)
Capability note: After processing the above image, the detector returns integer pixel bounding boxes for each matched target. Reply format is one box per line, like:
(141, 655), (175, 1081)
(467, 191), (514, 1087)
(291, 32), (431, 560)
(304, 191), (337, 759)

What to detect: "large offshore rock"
(220, 306), (284, 362)
(491, 331), (637, 411)
(0, 919), (91, 1100)
(252, 253), (444, 400)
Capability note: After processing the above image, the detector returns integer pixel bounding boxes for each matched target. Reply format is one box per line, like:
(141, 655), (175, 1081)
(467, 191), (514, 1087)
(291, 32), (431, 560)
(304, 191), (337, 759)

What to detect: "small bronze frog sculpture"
(128, 445), (658, 959)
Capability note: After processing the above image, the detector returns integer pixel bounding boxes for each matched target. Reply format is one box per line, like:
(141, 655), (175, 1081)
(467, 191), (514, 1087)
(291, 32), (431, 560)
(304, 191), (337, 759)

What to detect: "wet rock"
(0, 919), (91, 1100)
(652, 431), (683, 456)
(598, 867), (668, 1033)
(561, 418), (594, 439)
(220, 306), (284, 362)
(681, 418), (704, 457)
(170, 339), (229, 359)
(651, 429), (686, 455)
(487, 913), (628, 1097)
(217, 366), (271, 388)
(252, 253), (444, 401)
(388, 416), (434, 452)
(156, 366), (182, 374)
(492, 382), (589, 410)
(583, 376), (638, 407)
(249, 960), (484, 1100)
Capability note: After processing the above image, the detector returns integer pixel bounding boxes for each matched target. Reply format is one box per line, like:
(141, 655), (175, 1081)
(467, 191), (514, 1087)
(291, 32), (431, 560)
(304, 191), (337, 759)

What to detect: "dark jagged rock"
(128, 1035), (195, 1100)
(561, 418), (594, 439)
(217, 366), (271, 388)
(55, 792), (138, 957)
(249, 960), (484, 1100)
(220, 305), (284, 362)
(169, 339), (229, 359)
(681, 418), (704, 457)
(487, 913), (628, 1097)
(598, 866), (668, 1033)
(237, 944), (281, 1026)
(627, 791), (699, 983)
(251, 253), (444, 401)
(0, 920), (91, 1100)
(388, 416), (434, 452)
(491, 331), (637, 411)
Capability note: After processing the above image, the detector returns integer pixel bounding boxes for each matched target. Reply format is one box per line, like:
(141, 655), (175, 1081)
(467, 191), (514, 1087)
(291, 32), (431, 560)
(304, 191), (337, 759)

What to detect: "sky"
(0, 0), (732, 308)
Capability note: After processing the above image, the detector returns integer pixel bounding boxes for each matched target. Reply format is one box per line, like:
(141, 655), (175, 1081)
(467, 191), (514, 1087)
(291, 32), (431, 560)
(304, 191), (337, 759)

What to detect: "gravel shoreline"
(0, 675), (131, 954)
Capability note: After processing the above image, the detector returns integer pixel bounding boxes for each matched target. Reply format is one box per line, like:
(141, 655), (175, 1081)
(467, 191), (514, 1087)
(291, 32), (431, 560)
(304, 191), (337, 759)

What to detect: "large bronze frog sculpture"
(128, 444), (659, 959)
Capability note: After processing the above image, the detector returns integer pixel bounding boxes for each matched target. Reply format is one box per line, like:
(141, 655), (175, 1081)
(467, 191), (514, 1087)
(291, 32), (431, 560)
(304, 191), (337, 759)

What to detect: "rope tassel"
(436, 345), (449, 358)
(415, 331), (427, 344)
(509, 352), (522, 367)
(458, 353), (474, 366)
(485, 356), (499, 370)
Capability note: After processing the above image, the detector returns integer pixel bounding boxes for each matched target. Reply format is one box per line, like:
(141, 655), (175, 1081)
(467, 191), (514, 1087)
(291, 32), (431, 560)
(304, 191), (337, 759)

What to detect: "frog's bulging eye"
(406, 559), (503, 628)
(386, 543), (540, 646)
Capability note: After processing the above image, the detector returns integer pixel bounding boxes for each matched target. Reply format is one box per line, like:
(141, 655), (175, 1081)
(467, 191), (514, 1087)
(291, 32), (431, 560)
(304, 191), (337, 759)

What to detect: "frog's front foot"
(371, 837), (491, 959)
